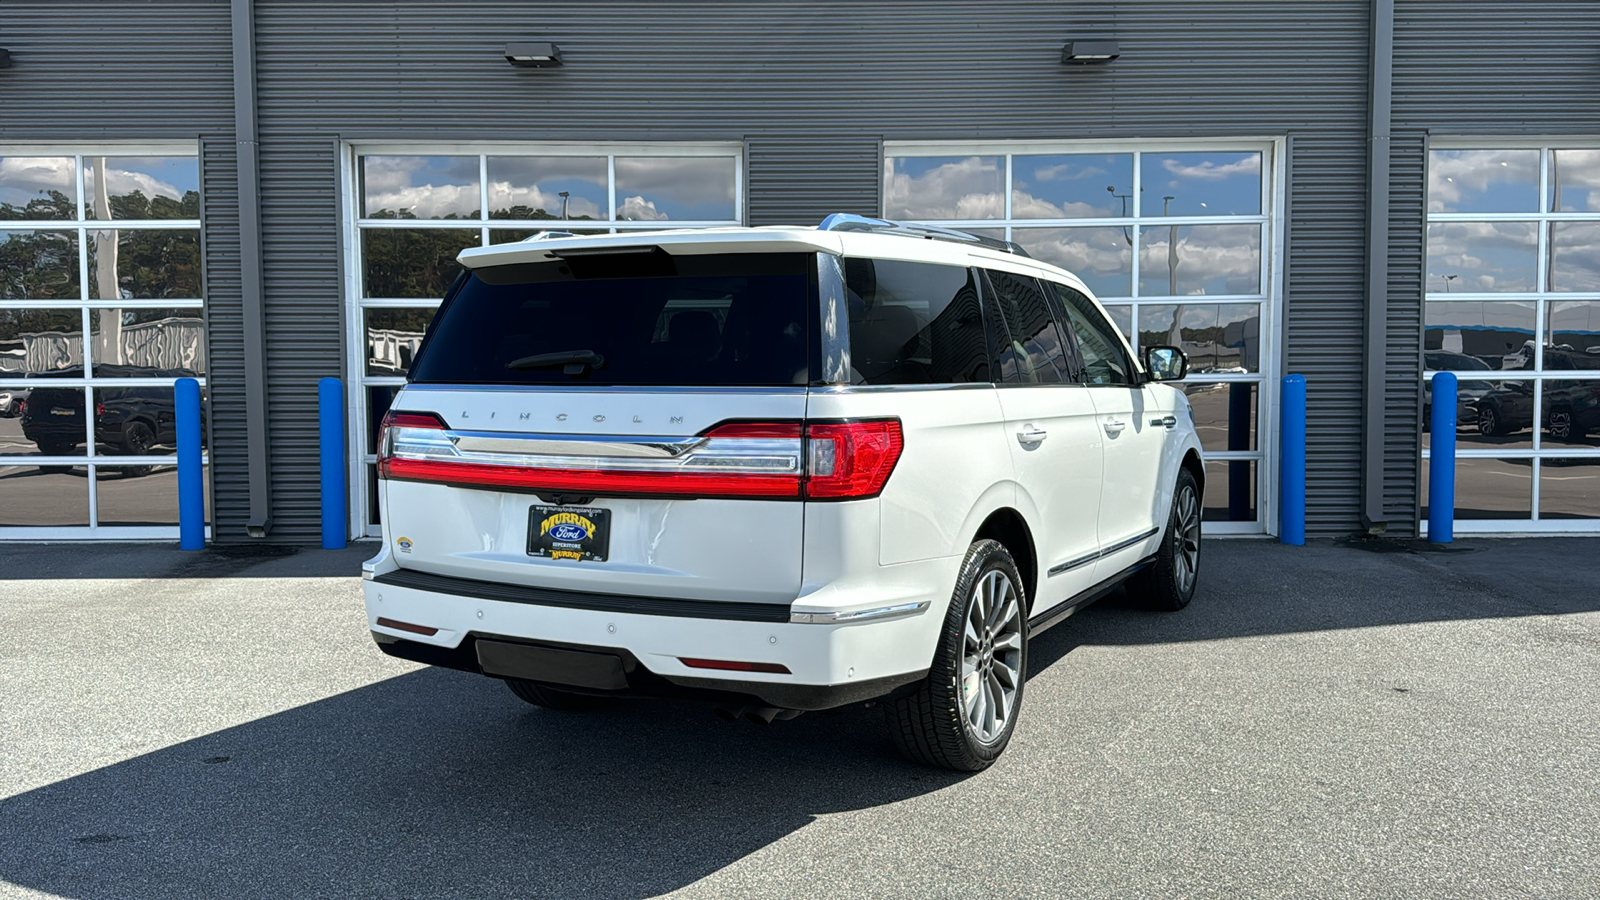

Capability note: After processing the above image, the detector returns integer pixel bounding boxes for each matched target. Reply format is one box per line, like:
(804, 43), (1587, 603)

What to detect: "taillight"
(377, 414), (901, 501)
(804, 419), (904, 500)
(95, 401), (105, 417)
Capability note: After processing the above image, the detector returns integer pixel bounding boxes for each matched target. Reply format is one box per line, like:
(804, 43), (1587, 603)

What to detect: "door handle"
(1150, 415), (1177, 429)
(1103, 419), (1127, 435)
(1017, 427), (1048, 445)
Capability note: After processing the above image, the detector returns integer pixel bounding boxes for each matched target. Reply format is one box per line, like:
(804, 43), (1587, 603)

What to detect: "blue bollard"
(176, 377), (204, 550)
(1428, 372), (1457, 543)
(1280, 374), (1307, 546)
(319, 377), (347, 550)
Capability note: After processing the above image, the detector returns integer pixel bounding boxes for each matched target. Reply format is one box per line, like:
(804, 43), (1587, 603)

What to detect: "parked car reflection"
(19, 366), (202, 466)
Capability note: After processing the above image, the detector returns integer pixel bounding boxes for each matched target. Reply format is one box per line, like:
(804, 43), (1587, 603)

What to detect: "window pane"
(1139, 224), (1260, 296)
(1548, 222), (1600, 293)
(1551, 149), (1600, 213)
(0, 230), (80, 300)
(91, 384), (185, 455)
(95, 464), (206, 526)
(984, 271), (1073, 384)
(613, 157), (736, 221)
(0, 309), (82, 376)
(1424, 301), (1535, 369)
(1424, 376), (1530, 450)
(0, 157), (76, 220)
(367, 462), (381, 526)
(1011, 154), (1133, 218)
(1424, 457), (1532, 520)
(1427, 149), (1540, 214)
(1139, 152), (1262, 216)
(1102, 303), (1132, 342)
(13, 384), (87, 454)
(360, 156), (480, 220)
(364, 308), (434, 377)
(489, 227), (609, 244)
(0, 463), (89, 525)
(86, 229), (201, 300)
(1202, 459), (1256, 522)
(83, 156), (199, 220)
(1541, 379), (1600, 448)
(1539, 458), (1600, 519)
(486, 156), (607, 222)
(1547, 302), (1600, 363)
(1050, 283), (1131, 385)
(884, 156), (1003, 220)
(1426, 221), (1538, 293)
(89, 308), (206, 376)
(361, 228), (480, 299)
(1138, 303), (1259, 373)
(1011, 226), (1131, 298)
(843, 259), (987, 385)
(1184, 382), (1256, 452)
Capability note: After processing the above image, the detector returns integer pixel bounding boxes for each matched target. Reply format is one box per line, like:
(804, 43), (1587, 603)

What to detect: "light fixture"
(1062, 40), (1120, 64)
(505, 42), (562, 68)
(0, 49), (12, 69)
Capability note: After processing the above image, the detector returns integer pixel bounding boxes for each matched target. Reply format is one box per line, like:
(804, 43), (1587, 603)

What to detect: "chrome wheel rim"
(1174, 484), (1201, 595)
(960, 569), (1023, 745)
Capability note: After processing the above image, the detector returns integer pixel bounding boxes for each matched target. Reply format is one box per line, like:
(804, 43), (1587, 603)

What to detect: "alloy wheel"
(960, 569), (1023, 744)
(1174, 483), (1201, 594)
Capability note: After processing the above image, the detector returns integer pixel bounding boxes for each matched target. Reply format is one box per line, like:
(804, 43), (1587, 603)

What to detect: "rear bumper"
(363, 561), (954, 710)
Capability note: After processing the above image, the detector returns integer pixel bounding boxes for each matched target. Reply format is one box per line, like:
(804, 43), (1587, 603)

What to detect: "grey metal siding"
(247, 0), (1374, 539)
(747, 137), (881, 227)
(200, 136), (251, 539)
(1383, 131), (1427, 533)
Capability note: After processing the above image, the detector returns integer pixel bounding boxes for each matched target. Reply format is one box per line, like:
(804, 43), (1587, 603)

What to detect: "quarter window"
(842, 258), (988, 385)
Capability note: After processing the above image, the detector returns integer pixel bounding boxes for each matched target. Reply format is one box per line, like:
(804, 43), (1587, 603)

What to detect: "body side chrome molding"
(790, 600), (930, 624)
(1046, 526), (1161, 577)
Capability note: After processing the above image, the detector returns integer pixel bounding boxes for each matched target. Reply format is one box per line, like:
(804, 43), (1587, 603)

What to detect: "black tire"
(504, 678), (609, 711)
(120, 421), (157, 476)
(1128, 467), (1202, 612)
(1478, 405), (1504, 436)
(887, 539), (1027, 772)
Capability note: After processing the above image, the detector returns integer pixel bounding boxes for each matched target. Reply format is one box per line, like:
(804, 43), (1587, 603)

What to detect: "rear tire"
(1129, 467), (1202, 611)
(887, 539), (1026, 772)
(504, 678), (609, 711)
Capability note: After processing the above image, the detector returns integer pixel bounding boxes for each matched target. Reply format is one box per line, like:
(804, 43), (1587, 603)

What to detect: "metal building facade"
(0, 1), (1594, 541)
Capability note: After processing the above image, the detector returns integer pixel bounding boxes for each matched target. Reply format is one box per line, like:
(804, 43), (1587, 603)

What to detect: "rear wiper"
(505, 350), (606, 375)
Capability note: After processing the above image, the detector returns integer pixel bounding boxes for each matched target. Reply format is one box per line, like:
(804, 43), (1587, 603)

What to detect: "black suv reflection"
(1475, 348), (1600, 441)
(19, 366), (201, 460)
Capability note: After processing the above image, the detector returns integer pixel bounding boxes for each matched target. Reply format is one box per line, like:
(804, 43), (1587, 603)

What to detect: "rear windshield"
(409, 251), (817, 387)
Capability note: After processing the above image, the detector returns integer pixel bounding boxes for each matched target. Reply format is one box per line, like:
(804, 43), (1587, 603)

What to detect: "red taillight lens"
(804, 419), (904, 499)
(679, 657), (791, 674)
(95, 401), (105, 417)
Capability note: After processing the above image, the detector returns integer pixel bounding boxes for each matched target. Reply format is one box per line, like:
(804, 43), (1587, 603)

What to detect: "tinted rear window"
(843, 258), (990, 385)
(409, 251), (816, 386)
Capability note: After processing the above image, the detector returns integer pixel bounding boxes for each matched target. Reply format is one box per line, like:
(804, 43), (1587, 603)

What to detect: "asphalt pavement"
(1, 537), (1597, 898)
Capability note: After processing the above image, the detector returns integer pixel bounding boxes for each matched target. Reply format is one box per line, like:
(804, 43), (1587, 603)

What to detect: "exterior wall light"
(1062, 40), (1120, 64)
(505, 42), (562, 68)
(0, 49), (12, 69)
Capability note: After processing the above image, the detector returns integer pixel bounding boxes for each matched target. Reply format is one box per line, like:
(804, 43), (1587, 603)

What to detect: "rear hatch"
(379, 246), (818, 606)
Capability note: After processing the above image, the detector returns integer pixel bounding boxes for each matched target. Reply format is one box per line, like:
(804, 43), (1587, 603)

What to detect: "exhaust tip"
(713, 705), (744, 721)
(743, 706), (781, 726)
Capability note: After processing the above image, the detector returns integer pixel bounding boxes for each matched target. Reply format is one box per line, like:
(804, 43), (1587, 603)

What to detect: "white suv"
(363, 215), (1204, 771)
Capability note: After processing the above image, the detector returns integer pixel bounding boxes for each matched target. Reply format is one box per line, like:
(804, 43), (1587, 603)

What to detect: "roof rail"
(817, 213), (1031, 258)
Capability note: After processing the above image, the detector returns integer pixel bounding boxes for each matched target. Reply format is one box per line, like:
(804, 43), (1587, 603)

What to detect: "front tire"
(504, 678), (609, 711)
(887, 539), (1026, 772)
(1129, 467), (1202, 611)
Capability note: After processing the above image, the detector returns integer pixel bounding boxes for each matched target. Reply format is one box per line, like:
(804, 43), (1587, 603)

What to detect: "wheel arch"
(970, 507), (1038, 607)
(1181, 448), (1205, 500)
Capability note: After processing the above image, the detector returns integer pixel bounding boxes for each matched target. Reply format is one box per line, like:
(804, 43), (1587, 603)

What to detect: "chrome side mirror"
(1143, 345), (1188, 382)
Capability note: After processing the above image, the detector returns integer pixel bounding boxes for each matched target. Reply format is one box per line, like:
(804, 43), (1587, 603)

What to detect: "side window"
(843, 258), (990, 384)
(1050, 283), (1133, 386)
(981, 270), (1075, 384)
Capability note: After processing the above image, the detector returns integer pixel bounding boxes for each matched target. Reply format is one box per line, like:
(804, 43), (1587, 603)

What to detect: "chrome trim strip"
(1046, 527), (1161, 577)
(790, 600), (930, 624)
(400, 383), (811, 394)
(450, 431), (704, 459)
(389, 425), (802, 475)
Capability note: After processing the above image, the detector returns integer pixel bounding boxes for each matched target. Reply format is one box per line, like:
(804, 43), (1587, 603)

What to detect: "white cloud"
(1427, 150), (1539, 213)
(1161, 155), (1261, 182)
(488, 182), (602, 220)
(617, 195), (669, 222)
(365, 182), (480, 219)
(1140, 226), (1261, 295)
(885, 157), (1004, 220)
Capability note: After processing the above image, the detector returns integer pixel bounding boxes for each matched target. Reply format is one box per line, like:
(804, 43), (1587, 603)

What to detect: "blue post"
(319, 377), (347, 550)
(1428, 371), (1457, 543)
(1280, 374), (1307, 546)
(176, 377), (204, 550)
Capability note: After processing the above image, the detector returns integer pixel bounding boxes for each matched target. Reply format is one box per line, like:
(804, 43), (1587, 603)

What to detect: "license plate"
(50, 407), (75, 416)
(528, 505), (610, 562)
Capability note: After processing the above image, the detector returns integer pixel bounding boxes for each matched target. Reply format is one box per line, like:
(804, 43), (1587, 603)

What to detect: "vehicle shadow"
(0, 666), (958, 900)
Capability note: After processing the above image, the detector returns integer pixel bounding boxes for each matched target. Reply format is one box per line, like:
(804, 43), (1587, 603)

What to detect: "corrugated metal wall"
(1382, 131), (1427, 533)
(199, 137), (252, 539)
(243, 0), (1373, 539)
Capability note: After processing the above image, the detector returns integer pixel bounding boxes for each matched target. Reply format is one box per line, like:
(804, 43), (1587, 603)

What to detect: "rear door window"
(1048, 282), (1134, 386)
(980, 269), (1076, 384)
(843, 258), (990, 384)
(409, 251), (816, 386)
